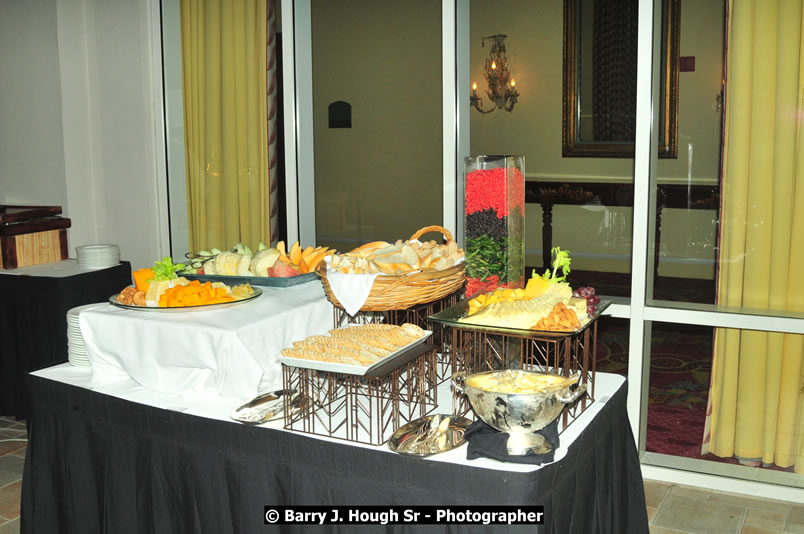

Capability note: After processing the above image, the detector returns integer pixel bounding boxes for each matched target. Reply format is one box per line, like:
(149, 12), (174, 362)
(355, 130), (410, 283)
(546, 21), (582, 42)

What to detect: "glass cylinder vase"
(464, 155), (526, 298)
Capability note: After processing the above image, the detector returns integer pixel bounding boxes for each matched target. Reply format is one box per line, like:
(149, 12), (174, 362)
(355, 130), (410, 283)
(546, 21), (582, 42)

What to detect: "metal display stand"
(446, 322), (598, 430)
(282, 343), (438, 445)
(331, 289), (463, 383)
(429, 301), (609, 431)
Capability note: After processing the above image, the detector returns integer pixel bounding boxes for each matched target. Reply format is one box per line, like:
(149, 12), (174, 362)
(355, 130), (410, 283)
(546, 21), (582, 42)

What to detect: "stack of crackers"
(530, 302), (581, 332)
(281, 323), (427, 366)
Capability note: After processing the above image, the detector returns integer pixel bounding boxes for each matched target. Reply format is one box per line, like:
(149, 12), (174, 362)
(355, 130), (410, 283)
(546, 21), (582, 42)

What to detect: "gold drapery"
(180, 0), (270, 252)
(702, 0), (804, 473)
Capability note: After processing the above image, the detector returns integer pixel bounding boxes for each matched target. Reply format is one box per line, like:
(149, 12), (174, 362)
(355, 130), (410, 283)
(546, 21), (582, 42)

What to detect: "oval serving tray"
(109, 287), (262, 312)
(388, 414), (472, 457)
(429, 297), (611, 337)
(179, 271), (319, 288)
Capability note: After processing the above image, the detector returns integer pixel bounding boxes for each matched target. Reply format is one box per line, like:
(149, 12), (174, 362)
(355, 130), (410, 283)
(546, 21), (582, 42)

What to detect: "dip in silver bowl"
(452, 369), (587, 454)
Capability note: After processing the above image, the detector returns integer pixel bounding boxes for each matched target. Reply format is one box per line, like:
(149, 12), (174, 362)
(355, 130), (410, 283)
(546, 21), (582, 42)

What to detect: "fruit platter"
(180, 241), (334, 288)
(430, 247), (608, 335)
(112, 257), (262, 312)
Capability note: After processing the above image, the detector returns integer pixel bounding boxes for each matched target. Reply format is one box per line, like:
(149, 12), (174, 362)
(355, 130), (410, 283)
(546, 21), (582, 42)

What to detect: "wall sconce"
(470, 34), (519, 114)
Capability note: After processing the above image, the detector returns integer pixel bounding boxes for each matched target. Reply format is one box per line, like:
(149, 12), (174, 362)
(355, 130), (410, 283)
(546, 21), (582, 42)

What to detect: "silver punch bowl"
(452, 369), (587, 455)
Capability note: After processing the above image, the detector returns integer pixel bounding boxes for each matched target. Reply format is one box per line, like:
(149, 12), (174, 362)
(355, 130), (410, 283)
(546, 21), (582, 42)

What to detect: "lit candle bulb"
(511, 78), (516, 87)
(491, 61), (497, 70)
(472, 82), (478, 95)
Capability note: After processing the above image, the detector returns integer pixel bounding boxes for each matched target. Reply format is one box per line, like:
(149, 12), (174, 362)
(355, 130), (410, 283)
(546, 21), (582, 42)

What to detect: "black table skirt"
(0, 262), (131, 419)
(21, 374), (649, 533)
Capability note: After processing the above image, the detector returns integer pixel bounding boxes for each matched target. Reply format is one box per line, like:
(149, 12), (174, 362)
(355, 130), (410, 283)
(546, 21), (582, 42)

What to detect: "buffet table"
(21, 365), (649, 533)
(0, 259), (132, 418)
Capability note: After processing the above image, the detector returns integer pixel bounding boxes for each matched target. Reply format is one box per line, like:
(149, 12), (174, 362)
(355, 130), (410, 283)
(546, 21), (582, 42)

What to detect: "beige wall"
(0, 0), (166, 270)
(61, 0), (167, 269)
(310, 0), (443, 252)
(0, 0), (68, 209)
(470, 0), (724, 278)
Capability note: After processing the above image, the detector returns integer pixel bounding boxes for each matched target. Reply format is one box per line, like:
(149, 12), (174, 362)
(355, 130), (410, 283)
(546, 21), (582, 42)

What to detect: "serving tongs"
(230, 390), (302, 425)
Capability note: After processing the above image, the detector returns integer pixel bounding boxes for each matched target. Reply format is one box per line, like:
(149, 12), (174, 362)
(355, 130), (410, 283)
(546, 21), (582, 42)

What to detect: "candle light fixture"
(470, 34), (519, 114)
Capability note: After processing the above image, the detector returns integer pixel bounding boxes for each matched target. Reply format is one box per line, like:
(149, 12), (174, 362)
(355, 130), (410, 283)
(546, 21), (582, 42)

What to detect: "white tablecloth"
(0, 258), (120, 277)
(78, 282), (334, 401)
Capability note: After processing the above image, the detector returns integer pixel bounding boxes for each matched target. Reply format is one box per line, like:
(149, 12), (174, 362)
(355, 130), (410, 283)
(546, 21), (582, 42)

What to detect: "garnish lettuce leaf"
(533, 246), (571, 284)
(151, 256), (186, 281)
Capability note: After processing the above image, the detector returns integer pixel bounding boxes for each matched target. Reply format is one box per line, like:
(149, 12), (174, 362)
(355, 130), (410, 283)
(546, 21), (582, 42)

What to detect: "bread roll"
(375, 262), (400, 274)
(369, 243), (403, 259)
(349, 241), (390, 257)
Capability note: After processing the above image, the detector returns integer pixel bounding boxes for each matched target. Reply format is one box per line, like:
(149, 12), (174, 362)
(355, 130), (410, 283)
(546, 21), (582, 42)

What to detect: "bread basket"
(317, 225), (465, 311)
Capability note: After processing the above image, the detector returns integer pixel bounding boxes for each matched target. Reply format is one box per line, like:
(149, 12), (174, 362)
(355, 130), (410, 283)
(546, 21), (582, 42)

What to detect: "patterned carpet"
(596, 317), (712, 457)
(595, 317), (795, 472)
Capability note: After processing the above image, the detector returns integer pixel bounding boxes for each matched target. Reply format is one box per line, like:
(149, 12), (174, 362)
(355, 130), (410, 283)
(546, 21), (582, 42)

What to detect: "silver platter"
(109, 287), (262, 312)
(230, 390), (300, 425)
(388, 414), (471, 457)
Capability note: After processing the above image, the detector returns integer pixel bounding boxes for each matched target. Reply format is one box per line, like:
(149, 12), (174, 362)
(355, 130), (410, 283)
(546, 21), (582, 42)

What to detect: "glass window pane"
(311, 0), (443, 252)
(651, 0), (723, 305)
(470, 1), (636, 292)
(631, 322), (803, 487)
(650, 0), (804, 325)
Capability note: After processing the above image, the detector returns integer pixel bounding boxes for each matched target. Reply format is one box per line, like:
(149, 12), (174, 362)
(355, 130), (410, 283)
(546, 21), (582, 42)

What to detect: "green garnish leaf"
(536, 247), (571, 283)
(151, 256), (186, 281)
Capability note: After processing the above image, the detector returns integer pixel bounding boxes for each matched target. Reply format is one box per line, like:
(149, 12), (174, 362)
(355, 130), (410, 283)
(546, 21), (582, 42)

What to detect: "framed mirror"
(563, 0), (680, 158)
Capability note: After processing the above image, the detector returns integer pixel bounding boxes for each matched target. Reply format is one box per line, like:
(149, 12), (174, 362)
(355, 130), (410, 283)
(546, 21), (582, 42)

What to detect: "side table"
(0, 260), (132, 418)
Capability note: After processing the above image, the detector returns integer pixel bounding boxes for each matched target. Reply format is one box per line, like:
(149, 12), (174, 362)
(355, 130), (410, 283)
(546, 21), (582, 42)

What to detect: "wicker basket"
(318, 225), (465, 312)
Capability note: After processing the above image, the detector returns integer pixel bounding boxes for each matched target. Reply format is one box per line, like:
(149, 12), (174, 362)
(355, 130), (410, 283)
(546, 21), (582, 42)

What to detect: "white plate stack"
(66, 304), (100, 367)
(76, 244), (120, 269)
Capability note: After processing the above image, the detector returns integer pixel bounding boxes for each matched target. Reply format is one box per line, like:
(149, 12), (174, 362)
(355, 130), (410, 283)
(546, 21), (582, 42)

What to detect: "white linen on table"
(30, 363), (626, 474)
(0, 258), (120, 277)
(78, 283), (333, 401)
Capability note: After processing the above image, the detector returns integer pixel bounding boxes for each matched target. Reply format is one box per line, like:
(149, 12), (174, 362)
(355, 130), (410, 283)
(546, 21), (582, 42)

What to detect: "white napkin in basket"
(323, 257), (379, 316)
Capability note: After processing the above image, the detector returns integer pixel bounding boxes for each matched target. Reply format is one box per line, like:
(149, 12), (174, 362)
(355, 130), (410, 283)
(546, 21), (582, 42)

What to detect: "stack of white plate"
(66, 304), (100, 367)
(76, 244), (120, 269)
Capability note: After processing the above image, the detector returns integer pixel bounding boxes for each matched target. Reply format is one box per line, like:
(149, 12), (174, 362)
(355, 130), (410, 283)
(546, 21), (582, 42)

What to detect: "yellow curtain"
(702, 0), (804, 473)
(180, 0), (269, 252)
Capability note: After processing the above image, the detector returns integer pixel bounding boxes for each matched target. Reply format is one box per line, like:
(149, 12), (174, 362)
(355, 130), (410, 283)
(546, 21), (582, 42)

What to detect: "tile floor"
(1, 415), (802, 534)
(644, 479), (804, 534)
(0, 417), (27, 534)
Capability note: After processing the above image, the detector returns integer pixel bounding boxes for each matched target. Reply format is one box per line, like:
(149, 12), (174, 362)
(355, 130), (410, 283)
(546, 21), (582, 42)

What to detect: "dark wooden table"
(525, 181), (720, 274)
